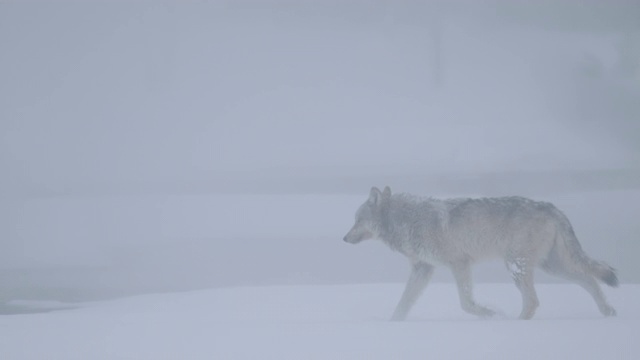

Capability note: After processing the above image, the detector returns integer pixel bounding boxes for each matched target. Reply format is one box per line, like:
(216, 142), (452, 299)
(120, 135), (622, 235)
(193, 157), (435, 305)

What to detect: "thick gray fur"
(343, 186), (618, 320)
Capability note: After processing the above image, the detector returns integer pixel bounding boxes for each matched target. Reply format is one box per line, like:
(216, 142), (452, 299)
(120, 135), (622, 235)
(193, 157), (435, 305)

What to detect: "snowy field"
(0, 283), (637, 359)
(2, 2), (639, 359)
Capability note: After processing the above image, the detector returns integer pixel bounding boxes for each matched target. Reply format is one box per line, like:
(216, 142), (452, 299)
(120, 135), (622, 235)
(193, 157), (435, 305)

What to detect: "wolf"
(343, 186), (618, 320)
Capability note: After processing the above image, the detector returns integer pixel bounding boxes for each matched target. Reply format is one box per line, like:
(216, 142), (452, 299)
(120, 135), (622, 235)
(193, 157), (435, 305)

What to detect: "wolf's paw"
(463, 303), (496, 318)
(518, 310), (536, 320)
(478, 307), (497, 318)
(601, 306), (617, 317)
(390, 312), (408, 322)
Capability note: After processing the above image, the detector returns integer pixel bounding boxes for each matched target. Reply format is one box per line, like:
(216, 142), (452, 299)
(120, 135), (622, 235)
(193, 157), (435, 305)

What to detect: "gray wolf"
(343, 186), (618, 320)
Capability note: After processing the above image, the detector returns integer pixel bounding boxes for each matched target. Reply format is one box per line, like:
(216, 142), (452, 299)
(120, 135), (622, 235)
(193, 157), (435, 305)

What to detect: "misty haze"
(1, 1), (639, 358)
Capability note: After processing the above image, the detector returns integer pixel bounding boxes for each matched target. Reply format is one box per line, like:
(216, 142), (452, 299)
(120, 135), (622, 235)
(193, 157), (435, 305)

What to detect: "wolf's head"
(343, 186), (391, 244)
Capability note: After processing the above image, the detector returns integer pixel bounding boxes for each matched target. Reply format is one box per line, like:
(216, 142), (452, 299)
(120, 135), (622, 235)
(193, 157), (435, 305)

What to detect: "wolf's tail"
(581, 256), (619, 287)
(550, 209), (619, 288)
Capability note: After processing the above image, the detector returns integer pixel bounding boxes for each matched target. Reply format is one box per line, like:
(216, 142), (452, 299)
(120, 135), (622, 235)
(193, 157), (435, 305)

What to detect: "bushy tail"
(583, 257), (619, 287)
(550, 208), (619, 288)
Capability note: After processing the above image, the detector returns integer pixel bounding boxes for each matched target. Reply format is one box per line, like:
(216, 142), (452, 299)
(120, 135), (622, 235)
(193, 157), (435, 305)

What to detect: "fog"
(1, 1), (639, 302)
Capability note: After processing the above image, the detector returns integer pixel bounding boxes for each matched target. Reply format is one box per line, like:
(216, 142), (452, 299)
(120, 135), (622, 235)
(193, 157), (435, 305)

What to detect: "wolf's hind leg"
(506, 257), (539, 319)
(575, 275), (617, 316)
(391, 262), (434, 321)
(541, 258), (616, 316)
(451, 260), (496, 317)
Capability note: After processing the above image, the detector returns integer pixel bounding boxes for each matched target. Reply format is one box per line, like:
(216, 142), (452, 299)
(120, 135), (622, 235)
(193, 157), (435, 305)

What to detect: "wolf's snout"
(343, 233), (355, 243)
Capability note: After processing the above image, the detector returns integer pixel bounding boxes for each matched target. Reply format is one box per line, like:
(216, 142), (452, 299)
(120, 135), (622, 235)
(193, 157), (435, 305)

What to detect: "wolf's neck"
(376, 204), (407, 252)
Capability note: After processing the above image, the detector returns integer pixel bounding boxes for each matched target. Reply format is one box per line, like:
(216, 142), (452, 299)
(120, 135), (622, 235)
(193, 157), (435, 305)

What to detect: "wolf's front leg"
(391, 261), (434, 321)
(451, 260), (495, 317)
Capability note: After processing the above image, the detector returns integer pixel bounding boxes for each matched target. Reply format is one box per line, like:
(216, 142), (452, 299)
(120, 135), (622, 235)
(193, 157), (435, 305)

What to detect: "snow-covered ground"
(0, 283), (637, 359)
(1, 3), (638, 358)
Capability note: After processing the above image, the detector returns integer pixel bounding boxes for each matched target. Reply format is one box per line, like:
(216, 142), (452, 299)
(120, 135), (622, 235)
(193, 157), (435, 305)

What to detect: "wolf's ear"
(382, 186), (391, 198)
(369, 187), (382, 205)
